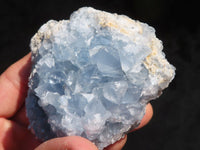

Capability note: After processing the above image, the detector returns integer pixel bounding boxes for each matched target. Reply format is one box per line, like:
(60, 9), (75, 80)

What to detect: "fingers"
(12, 105), (29, 127)
(35, 136), (98, 150)
(0, 53), (31, 118)
(105, 103), (153, 150)
(131, 103), (153, 131)
(8, 103), (152, 150)
(0, 117), (40, 150)
(13, 103), (152, 150)
(104, 135), (127, 150)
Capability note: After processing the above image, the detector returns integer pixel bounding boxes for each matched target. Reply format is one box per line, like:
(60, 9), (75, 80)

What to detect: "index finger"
(0, 53), (31, 118)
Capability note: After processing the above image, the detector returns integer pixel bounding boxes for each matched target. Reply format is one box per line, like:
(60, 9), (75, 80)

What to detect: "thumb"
(34, 136), (98, 150)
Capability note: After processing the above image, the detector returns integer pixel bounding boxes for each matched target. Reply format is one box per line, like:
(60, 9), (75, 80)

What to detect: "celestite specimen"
(26, 7), (175, 150)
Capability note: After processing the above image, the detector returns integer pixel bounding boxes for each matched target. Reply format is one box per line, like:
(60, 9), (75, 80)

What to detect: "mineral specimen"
(26, 7), (175, 150)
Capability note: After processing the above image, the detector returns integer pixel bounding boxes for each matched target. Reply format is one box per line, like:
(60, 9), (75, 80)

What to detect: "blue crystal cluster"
(26, 7), (175, 149)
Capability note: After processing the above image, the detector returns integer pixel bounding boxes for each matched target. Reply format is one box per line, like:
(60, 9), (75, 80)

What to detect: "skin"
(0, 53), (153, 150)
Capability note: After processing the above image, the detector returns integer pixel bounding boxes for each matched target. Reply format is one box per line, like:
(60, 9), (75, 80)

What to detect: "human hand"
(0, 53), (153, 150)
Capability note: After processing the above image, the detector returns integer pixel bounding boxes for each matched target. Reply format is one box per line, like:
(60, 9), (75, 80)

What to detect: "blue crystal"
(26, 7), (175, 150)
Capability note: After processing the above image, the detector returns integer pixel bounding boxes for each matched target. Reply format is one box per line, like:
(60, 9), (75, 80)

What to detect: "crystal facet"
(26, 7), (175, 150)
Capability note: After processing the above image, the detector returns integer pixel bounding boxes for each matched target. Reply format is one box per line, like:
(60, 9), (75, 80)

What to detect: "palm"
(0, 113), (40, 150)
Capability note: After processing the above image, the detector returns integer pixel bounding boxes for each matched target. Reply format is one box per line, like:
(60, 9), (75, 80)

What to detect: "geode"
(26, 7), (175, 150)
